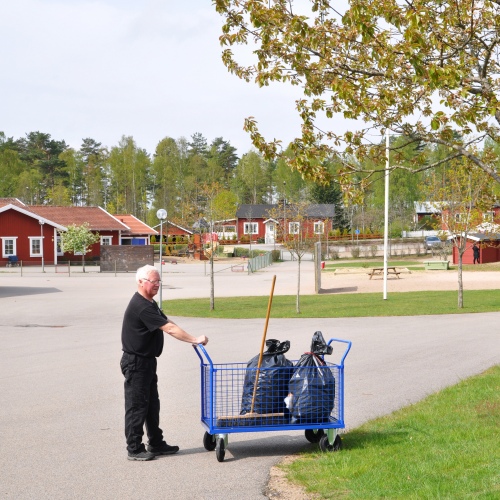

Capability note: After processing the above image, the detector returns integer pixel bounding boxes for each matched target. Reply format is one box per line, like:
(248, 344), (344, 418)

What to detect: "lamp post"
(39, 219), (45, 273)
(156, 209), (167, 310)
(283, 181), (286, 244)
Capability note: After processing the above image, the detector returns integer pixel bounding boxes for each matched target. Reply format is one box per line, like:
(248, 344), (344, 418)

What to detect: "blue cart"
(193, 338), (352, 462)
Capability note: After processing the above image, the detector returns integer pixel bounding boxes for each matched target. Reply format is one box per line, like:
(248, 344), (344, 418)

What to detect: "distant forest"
(0, 130), (349, 231)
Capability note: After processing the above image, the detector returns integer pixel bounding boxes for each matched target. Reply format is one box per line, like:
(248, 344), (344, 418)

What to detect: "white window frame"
(314, 221), (324, 234)
(483, 211), (494, 222)
(56, 236), (64, 256)
(244, 222), (258, 235)
(289, 222), (300, 235)
(455, 212), (470, 223)
(101, 236), (112, 246)
(2, 237), (17, 257)
(29, 236), (43, 257)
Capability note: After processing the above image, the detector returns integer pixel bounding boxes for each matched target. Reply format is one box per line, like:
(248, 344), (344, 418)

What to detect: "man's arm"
(160, 320), (208, 345)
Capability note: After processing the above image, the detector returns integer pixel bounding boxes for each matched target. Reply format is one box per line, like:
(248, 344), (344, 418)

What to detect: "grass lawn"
(163, 289), (500, 318)
(286, 365), (500, 498)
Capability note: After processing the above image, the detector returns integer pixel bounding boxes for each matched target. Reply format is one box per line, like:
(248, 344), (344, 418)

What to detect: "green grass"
(163, 289), (500, 318)
(286, 365), (500, 498)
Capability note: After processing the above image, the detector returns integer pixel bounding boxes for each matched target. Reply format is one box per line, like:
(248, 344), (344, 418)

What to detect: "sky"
(0, 0), (305, 157)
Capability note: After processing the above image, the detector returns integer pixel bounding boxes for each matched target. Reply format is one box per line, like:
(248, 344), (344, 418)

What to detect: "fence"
(247, 252), (273, 274)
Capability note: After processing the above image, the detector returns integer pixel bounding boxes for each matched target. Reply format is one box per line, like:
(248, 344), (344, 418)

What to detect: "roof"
(114, 214), (158, 236)
(0, 198), (27, 209)
(151, 220), (193, 234)
(414, 202), (443, 214)
(28, 206), (129, 231)
(0, 203), (66, 230)
(236, 203), (335, 218)
(236, 204), (276, 218)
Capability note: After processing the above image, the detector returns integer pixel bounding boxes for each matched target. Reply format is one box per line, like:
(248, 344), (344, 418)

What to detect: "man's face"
(140, 272), (161, 297)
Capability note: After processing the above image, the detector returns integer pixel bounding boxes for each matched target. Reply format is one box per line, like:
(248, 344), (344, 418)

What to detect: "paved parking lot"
(1, 262), (499, 499)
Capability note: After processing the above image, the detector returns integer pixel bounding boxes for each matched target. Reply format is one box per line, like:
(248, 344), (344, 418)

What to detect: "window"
(2, 237), (17, 257)
(314, 221), (324, 234)
(29, 237), (43, 257)
(455, 213), (469, 223)
(244, 222), (258, 234)
(289, 222), (300, 234)
(483, 212), (494, 222)
(101, 236), (112, 246)
(56, 236), (64, 256)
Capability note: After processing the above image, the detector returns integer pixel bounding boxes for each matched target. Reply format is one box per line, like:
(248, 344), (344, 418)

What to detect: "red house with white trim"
(0, 198), (155, 266)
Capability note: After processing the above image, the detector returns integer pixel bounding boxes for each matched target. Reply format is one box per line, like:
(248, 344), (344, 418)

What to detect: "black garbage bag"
(288, 331), (335, 424)
(240, 339), (293, 417)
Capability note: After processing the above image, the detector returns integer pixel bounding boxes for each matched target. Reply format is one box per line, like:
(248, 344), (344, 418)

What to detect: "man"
(120, 264), (208, 461)
(473, 243), (480, 265)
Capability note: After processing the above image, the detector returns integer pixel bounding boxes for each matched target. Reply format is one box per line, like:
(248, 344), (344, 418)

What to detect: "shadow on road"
(0, 286), (62, 298)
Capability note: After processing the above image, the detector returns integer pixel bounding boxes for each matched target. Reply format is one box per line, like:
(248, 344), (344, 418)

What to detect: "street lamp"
(39, 219), (45, 273)
(283, 181), (286, 243)
(156, 208), (167, 310)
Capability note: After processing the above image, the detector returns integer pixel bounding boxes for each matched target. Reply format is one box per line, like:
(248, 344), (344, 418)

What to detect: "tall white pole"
(40, 220), (45, 273)
(383, 131), (390, 300)
(156, 209), (167, 310)
(159, 219), (163, 308)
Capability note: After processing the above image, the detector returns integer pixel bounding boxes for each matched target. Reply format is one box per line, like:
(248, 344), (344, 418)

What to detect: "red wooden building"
(235, 204), (336, 244)
(452, 234), (500, 265)
(0, 198), (156, 266)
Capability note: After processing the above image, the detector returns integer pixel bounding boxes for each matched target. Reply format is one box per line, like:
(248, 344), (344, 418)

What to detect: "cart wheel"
(305, 429), (324, 443)
(319, 434), (342, 452)
(215, 438), (225, 462)
(203, 432), (216, 451)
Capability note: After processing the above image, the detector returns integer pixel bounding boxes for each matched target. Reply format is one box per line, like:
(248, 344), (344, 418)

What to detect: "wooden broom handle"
(250, 275), (276, 414)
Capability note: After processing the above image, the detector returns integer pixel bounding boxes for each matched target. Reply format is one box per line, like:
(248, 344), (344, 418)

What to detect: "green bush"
(234, 247), (250, 258)
(271, 249), (281, 262)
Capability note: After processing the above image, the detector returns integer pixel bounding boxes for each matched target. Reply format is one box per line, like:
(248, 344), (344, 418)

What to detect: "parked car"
(424, 235), (443, 250)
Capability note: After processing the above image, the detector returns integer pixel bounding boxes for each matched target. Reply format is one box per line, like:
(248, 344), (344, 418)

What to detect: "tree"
(60, 224), (100, 273)
(209, 137), (239, 186)
(0, 141), (24, 197)
(425, 159), (496, 308)
(107, 136), (151, 219)
(268, 201), (316, 313)
(80, 138), (107, 207)
(235, 150), (270, 203)
(16, 132), (68, 199)
(215, 0), (500, 190)
(198, 182), (229, 311)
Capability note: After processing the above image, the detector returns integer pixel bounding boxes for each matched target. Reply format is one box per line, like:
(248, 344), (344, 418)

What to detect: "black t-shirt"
(121, 292), (168, 358)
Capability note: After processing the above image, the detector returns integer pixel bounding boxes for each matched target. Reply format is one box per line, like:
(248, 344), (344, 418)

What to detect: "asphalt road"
(1, 262), (499, 499)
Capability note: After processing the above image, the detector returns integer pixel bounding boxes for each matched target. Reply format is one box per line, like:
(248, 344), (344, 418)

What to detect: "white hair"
(136, 264), (158, 283)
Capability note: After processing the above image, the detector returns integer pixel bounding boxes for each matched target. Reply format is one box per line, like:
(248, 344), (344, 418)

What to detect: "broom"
(218, 275), (285, 421)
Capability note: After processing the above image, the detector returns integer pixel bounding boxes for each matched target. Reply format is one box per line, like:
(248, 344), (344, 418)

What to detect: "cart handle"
(327, 338), (352, 366)
(192, 343), (214, 367)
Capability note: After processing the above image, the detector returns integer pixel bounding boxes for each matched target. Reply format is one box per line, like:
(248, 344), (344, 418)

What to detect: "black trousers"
(120, 352), (164, 453)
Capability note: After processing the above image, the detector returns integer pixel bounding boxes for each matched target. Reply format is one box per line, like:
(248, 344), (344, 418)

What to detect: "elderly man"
(120, 264), (208, 461)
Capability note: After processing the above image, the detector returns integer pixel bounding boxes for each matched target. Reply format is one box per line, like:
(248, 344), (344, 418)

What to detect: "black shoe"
(127, 450), (156, 461)
(146, 442), (179, 456)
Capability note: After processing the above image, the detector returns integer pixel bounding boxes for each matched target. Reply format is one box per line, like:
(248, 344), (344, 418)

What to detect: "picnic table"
(368, 267), (401, 279)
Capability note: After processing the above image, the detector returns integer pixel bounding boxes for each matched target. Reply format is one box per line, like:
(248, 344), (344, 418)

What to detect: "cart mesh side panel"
(201, 361), (343, 431)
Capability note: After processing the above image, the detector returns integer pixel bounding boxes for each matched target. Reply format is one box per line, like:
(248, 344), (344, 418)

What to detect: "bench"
(223, 246), (235, 257)
(6, 256), (19, 267)
(423, 260), (450, 270)
(368, 267), (401, 279)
